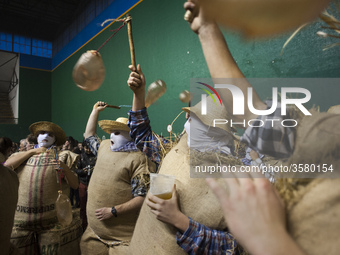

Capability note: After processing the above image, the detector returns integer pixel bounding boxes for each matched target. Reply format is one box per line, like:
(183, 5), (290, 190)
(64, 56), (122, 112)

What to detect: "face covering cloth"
(110, 131), (132, 151)
(37, 133), (56, 148)
(185, 115), (234, 155)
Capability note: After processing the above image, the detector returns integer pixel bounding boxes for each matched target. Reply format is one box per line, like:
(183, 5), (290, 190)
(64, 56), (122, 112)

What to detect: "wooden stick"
(106, 104), (121, 109)
(126, 14), (136, 69)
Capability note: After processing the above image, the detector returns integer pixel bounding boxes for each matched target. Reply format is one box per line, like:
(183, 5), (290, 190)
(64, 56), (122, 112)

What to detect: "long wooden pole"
(126, 14), (136, 69)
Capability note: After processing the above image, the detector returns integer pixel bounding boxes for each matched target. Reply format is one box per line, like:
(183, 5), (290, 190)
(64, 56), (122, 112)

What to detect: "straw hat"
(327, 105), (340, 115)
(182, 94), (232, 133)
(98, 117), (130, 134)
(29, 121), (66, 146)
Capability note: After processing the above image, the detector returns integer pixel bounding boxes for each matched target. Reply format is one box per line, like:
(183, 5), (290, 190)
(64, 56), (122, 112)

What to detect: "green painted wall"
(0, 67), (51, 143)
(52, 0), (340, 141)
(2, 0), (340, 143)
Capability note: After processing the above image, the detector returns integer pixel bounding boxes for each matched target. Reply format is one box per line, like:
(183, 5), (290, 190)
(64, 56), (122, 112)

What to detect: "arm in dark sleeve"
(128, 108), (162, 165)
(176, 218), (238, 255)
(75, 167), (87, 177)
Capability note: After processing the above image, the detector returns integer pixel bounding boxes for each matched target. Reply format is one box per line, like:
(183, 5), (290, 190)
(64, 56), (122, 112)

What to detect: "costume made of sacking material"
(0, 160), (19, 255)
(282, 111), (340, 255)
(8, 121), (82, 255)
(243, 107), (340, 255)
(9, 148), (81, 255)
(129, 134), (232, 255)
(80, 139), (156, 255)
(128, 94), (241, 255)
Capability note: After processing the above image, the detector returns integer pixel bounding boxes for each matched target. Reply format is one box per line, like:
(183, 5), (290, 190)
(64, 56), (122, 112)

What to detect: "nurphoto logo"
(196, 80), (312, 129)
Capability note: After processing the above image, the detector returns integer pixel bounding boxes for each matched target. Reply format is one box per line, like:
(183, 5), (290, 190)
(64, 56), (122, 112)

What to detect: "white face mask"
(186, 114), (234, 154)
(37, 133), (56, 148)
(110, 130), (131, 151)
(184, 118), (191, 147)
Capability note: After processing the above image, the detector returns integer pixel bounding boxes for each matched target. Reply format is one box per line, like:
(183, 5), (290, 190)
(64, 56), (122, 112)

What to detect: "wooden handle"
(126, 14), (136, 69)
(106, 104), (121, 109)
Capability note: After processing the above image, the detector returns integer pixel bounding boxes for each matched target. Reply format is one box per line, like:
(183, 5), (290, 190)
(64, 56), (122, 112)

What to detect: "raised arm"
(84, 101), (107, 139)
(127, 64), (162, 166)
(184, 0), (266, 123)
(127, 64), (146, 111)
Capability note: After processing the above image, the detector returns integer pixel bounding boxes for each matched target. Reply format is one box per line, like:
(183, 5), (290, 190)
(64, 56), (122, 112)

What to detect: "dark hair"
(0, 137), (13, 155)
(82, 139), (89, 148)
(66, 136), (77, 150)
(27, 133), (37, 144)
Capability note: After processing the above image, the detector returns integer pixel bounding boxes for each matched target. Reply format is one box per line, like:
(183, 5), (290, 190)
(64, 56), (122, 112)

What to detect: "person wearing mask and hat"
(4, 121), (80, 254)
(0, 137), (19, 255)
(80, 101), (156, 255)
(127, 65), (243, 255)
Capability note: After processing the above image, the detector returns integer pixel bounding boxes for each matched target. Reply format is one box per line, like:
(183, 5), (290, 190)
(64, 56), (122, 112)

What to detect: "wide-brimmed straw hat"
(182, 94), (233, 133)
(98, 117), (130, 134)
(29, 121), (66, 146)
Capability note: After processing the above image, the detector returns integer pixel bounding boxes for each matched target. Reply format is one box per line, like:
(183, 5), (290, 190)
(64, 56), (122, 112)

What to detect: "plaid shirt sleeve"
(131, 176), (148, 197)
(176, 218), (238, 255)
(128, 108), (162, 165)
(84, 136), (100, 157)
(241, 102), (296, 159)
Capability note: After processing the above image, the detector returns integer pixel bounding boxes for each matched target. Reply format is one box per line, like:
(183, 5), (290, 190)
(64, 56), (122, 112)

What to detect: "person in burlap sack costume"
(80, 101), (156, 255)
(127, 61), (248, 254)
(181, 1), (340, 254)
(207, 110), (340, 255)
(0, 137), (19, 255)
(4, 121), (80, 254)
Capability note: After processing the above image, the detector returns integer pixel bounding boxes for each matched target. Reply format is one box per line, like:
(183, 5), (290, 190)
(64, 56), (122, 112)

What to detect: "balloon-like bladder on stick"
(73, 14), (135, 92)
(179, 90), (192, 108)
(72, 50), (105, 91)
(145, 80), (167, 108)
(72, 14), (167, 107)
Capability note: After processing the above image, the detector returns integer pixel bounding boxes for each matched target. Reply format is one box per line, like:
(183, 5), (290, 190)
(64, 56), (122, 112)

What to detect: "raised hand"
(205, 173), (303, 255)
(184, 0), (214, 35)
(127, 64), (145, 94)
(93, 101), (107, 112)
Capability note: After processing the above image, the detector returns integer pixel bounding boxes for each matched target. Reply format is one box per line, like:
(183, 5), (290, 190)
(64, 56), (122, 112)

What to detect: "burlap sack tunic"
(11, 149), (78, 229)
(9, 149), (81, 255)
(286, 178), (340, 255)
(285, 112), (340, 255)
(80, 139), (156, 255)
(129, 134), (228, 255)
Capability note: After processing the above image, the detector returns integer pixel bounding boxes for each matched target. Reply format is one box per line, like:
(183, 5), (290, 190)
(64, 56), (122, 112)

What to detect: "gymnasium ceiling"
(0, 0), (93, 93)
(0, 0), (91, 41)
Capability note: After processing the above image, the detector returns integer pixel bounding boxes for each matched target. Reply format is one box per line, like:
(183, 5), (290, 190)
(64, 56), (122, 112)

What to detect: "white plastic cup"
(150, 173), (175, 200)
